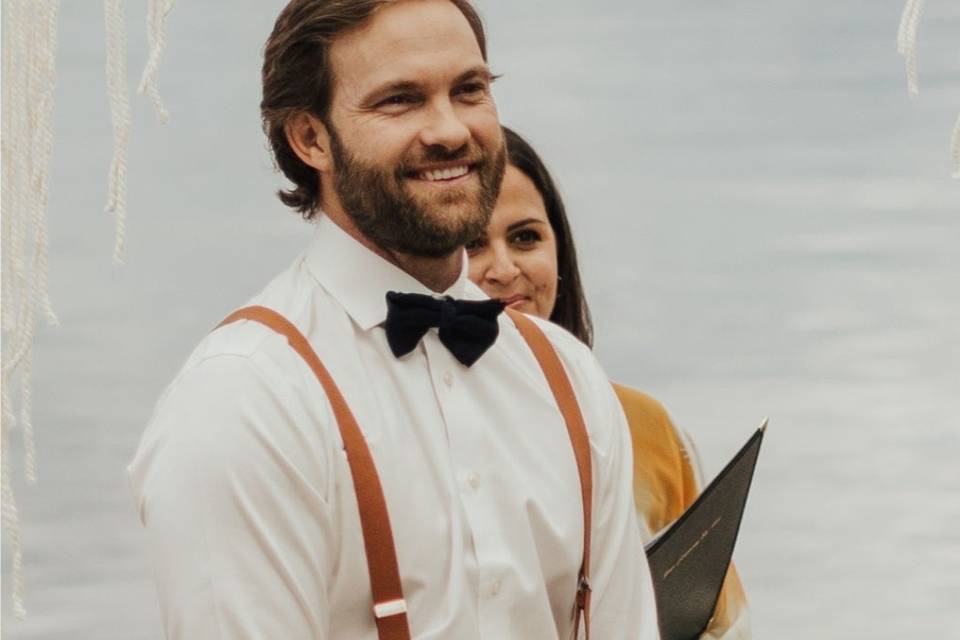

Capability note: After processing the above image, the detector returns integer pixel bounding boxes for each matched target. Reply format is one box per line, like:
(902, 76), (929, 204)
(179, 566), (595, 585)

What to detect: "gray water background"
(2, 0), (958, 637)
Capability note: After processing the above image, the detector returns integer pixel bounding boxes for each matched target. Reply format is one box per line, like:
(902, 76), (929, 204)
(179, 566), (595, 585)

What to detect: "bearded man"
(129, 1), (659, 638)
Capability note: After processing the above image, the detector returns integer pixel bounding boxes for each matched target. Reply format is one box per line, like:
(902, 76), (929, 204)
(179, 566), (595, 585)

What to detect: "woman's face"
(466, 165), (558, 319)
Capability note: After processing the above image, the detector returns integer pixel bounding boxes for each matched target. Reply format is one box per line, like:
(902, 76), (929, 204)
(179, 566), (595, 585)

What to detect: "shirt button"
(467, 472), (480, 490)
(442, 371), (454, 387)
(490, 579), (502, 596)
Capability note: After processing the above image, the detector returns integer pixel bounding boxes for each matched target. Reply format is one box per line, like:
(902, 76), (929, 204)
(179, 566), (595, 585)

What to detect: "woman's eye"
(455, 82), (487, 99)
(465, 237), (486, 253)
(511, 229), (541, 246)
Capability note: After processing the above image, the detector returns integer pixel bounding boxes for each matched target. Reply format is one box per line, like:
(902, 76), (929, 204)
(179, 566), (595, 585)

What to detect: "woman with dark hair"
(466, 126), (751, 639)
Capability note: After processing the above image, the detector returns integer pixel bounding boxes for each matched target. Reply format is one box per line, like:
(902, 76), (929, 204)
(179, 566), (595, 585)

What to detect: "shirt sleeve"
(128, 353), (337, 639)
(542, 323), (660, 639)
(586, 378), (661, 640)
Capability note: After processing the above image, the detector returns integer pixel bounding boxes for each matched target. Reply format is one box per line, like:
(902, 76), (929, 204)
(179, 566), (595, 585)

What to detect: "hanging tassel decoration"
(104, 0), (132, 264)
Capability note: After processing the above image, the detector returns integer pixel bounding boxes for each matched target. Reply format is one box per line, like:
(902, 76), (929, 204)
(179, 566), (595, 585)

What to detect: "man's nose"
(419, 99), (471, 151)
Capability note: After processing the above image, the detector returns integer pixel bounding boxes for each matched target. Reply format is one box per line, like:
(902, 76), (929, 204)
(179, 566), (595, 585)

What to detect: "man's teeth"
(418, 165), (470, 181)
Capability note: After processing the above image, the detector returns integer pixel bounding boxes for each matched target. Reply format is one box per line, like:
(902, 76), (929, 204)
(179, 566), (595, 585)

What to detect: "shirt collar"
(304, 215), (483, 331)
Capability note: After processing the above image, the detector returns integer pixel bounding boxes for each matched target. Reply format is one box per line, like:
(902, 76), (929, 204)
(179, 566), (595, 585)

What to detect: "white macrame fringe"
(896, 0), (957, 180)
(1, 0), (61, 620)
(896, 0), (924, 98)
(138, 0), (176, 124)
(1, 402), (26, 621)
(3, 0), (180, 620)
(105, 0), (132, 264)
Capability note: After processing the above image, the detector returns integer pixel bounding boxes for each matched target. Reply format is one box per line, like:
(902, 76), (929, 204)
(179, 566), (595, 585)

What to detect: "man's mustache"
(399, 143), (488, 174)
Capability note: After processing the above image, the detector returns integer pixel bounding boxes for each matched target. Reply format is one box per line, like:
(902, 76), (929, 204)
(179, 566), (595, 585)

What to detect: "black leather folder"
(644, 420), (766, 640)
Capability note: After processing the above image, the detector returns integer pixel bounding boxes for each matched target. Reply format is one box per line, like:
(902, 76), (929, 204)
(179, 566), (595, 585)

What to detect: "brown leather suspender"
(217, 306), (412, 640)
(217, 306), (593, 640)
(505, 308), (594, 640)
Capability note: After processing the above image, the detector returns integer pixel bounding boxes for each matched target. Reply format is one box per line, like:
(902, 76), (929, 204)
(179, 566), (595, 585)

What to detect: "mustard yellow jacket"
(614, 384), (750, 639)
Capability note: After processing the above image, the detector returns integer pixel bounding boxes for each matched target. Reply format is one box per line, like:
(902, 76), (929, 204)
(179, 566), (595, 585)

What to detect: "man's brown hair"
(261, 0), (488, 219)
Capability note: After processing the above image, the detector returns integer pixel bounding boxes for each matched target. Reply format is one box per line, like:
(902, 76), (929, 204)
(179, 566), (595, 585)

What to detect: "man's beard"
(328, 127), (506, 258)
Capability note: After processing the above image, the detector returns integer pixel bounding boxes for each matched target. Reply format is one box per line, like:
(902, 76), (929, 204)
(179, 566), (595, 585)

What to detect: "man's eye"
(378, 94), (419, 108)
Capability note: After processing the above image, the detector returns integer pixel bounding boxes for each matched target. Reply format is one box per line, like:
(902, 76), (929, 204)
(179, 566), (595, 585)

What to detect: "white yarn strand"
(1, 400), (27, 620)
(32, 0), (61, 330)
(20, 356), (37, 486)
(896, 0), (956, 179)
(1, 0), (18, 325)
(105, 0), (132, 264)
(3, 0), (59, 376)
(138, 0), (176, 124)
(2, 0), (28, 617)
(5, 0), (29, 332)
(896, 0), (912, 46)
(1, 0), (61, 618)
(896, 0), (925, 98)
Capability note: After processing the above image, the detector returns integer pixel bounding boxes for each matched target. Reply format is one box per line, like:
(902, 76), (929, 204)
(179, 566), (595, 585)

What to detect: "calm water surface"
(3, 1), (958, 638)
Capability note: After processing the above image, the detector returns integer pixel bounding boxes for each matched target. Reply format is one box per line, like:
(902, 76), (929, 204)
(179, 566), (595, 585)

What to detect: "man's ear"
(284, 112), (333, 173)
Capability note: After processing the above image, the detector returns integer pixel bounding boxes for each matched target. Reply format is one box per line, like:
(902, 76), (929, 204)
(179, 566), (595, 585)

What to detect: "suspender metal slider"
(373, 598), (408, 619)
(576, 574), (592, 608)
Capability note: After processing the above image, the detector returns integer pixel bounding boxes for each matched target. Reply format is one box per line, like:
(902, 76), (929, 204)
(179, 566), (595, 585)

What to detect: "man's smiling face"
(322, 0), (505, 258)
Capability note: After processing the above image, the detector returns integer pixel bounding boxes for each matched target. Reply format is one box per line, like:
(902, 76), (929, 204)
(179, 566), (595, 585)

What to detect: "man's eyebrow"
(361, 65), (499, 107)
(506, 218), (546, 232)
(452, 65), (498, 85)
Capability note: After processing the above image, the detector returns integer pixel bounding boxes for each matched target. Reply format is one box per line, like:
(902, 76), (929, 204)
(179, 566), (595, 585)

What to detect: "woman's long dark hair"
(503, 127), (594, 348)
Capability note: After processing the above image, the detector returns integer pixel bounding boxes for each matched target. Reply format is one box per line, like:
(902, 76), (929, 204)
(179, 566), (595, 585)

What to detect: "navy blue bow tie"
(384, 291), (505, 367)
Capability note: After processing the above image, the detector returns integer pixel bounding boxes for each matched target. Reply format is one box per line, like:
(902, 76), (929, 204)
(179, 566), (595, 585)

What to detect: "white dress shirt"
(129, 216), (659, 639)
